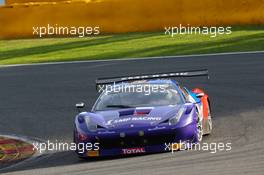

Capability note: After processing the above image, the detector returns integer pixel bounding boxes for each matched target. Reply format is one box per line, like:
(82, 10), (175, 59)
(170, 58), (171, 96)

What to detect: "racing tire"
(204, 103), (213, 135)
(196, 111), (203, 142)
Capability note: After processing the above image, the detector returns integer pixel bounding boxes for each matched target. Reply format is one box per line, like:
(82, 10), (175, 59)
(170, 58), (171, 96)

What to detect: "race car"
(73, 69), (212, 158)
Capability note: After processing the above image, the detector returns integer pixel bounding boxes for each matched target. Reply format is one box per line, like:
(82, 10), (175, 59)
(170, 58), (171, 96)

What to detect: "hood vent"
(118, 108), (152, 117)
(134, 109), (151, 115)
(119, 110), (135, 117)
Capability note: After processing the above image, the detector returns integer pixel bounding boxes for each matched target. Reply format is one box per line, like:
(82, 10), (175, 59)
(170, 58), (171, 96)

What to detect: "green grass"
(0, 26), (264, 65)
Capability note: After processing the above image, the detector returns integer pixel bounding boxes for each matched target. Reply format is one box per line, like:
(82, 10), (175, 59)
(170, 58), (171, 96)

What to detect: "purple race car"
(74, 70), (212, 158)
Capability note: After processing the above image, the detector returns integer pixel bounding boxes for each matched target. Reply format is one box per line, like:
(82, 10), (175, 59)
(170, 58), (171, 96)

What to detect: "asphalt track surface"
(0, 52), (264, 174)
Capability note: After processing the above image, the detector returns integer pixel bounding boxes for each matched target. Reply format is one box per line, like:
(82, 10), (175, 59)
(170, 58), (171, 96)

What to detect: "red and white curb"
(0, 135), (44, 165)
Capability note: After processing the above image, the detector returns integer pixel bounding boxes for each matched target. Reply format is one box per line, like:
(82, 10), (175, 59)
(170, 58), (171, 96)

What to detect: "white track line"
(1, 50), (264, 68)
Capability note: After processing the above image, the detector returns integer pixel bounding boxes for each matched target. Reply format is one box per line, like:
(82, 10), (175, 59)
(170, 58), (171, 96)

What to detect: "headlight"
(85, 117), (97, 132)
(169, 107), (185, 125)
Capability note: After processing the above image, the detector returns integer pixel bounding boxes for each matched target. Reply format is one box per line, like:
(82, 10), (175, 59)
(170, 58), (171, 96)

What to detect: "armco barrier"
(0, 0), (264, 38)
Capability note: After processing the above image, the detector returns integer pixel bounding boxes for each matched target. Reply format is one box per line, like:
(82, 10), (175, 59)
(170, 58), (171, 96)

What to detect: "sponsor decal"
(122, 147), (146, 155)
(107, 117), (162, 125)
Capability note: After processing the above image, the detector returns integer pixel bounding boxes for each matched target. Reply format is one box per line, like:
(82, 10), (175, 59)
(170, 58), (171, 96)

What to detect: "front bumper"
(75, 122), (197, 157)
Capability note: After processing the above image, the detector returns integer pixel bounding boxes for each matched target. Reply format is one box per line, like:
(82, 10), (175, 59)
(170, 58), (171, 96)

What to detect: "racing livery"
(73, 69), (212, 158)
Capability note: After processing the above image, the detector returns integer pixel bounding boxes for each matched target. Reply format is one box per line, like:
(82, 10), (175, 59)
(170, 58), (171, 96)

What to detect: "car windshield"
(93, 83), (183, 111)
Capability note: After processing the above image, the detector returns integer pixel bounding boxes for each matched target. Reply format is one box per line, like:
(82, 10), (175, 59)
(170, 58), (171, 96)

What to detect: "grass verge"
(0, 26), (264, 65)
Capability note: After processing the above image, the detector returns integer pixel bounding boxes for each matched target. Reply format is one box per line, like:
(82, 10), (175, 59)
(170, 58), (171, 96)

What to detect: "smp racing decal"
(122, 148), (146, 155)
(108, 117), (162, 124)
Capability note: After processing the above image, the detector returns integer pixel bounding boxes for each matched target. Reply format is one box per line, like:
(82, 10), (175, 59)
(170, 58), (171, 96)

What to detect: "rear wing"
(96, 69), (209, 88)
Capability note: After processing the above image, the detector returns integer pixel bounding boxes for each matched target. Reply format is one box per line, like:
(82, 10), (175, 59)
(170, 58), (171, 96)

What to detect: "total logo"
(122, 147), (146, 155)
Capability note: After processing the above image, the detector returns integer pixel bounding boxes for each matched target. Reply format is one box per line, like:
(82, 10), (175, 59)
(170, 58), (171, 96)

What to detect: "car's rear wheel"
(196, 112), (203, 142)
(204, 103), (213, 135)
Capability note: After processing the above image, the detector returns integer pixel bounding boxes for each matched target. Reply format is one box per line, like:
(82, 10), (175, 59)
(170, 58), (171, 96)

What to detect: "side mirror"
(76, 102), (85, 111)
(196, 93), (205, 98)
